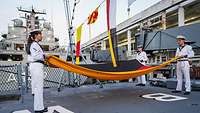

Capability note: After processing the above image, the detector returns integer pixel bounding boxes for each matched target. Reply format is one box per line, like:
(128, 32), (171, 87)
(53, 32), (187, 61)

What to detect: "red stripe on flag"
(88, 8), (98, 24)
(88, 15), (92, 24)
(76, 41), (81, 57)
(138, 66), (151, 70)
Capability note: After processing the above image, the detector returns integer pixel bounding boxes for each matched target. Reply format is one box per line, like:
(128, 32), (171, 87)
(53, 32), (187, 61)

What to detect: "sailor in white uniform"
(26, 29), (48, 113)
(172, 35), (194, 95)
(136, 45), (148, 86)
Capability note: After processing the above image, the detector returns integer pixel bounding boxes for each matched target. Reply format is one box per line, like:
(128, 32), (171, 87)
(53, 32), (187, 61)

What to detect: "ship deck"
(0, 83), (200, 113)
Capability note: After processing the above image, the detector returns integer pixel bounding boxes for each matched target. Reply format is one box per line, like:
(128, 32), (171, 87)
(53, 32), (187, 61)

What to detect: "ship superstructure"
(0, 7), (65, 64)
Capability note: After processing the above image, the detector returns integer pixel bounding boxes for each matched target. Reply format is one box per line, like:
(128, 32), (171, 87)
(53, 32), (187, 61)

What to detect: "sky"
(0, 0), (162, 46)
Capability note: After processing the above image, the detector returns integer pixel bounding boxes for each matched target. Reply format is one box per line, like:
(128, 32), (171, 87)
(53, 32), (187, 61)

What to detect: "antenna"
(18, 6), (46, 31)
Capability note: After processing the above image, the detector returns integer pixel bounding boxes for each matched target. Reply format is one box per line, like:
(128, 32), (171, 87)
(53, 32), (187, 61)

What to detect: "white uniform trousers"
(137, 62), (146, 84)
(137, 75), (146, 84)
(176, 61), (191, 92)
(30, 66), (35, 95)
(30, 62), (44, 111)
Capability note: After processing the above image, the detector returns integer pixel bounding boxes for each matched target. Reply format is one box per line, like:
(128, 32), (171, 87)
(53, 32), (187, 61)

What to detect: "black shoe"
(35, 111), (43, 113)
(35, 107), (48, 113)
(136, 83), (142, 86)
(43, 107), (48, 112)
(184, 91), (190, 95)
(136, 83), (145, 86)
(53, 110), (60, 113)
(171, 90), (181, 93)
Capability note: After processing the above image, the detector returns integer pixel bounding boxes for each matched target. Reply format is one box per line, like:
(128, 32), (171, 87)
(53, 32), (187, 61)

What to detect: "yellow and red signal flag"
(75, 24), (83, 64)
(87, 7), (99, 25)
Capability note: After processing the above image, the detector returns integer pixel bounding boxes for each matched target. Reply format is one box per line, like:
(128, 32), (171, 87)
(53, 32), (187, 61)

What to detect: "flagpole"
(106, 0), (117, 67)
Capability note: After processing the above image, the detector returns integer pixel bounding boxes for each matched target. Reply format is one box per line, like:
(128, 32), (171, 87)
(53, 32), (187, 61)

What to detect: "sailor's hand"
(43, 55), (57, 68)
(43, 54), (50, 60)
(43, 55), (50, 66)
(43, 54), (46, 59)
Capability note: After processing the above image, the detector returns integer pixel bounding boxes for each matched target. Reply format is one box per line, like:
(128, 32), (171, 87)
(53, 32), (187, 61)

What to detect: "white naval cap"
(176, 35), (186, 40)
(29, 29), (42, 34)
(137, 45), (143, 48)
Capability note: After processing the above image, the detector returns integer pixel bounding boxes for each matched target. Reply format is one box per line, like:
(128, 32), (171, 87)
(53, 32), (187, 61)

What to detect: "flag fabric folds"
(106, 0), (117, 67)
(47, 55), (179, 80)
(75, 24), (83, 64)
(87, 8), (99, 25)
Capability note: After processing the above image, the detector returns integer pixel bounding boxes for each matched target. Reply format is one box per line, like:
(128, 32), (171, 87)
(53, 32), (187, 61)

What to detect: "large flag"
(128, 0), (136, 7)
(75, 24), (83, 64)
(106, 0), (117, 67)
(87, 7), (99, 25)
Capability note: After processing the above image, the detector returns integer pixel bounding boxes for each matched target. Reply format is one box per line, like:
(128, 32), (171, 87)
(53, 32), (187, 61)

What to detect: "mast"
(63, 0), (80, 86)
(63, 0), (76, 64)
(17, 6), (46, 31)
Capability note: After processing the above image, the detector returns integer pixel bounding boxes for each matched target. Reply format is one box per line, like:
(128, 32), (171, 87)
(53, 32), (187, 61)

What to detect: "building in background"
(81, 0), (200, 65)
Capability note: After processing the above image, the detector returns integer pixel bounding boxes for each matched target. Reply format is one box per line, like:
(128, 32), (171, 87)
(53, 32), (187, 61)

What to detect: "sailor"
(26, 29), (48, 113)
(136, 45), (148, 86)
(172, 35), (194, 95)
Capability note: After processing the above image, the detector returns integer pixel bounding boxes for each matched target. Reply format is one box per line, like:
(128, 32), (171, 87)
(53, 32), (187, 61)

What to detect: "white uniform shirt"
(136, 51), (148, 63)
(28, 42), (44, 62)
(176, 45), (194, 59)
